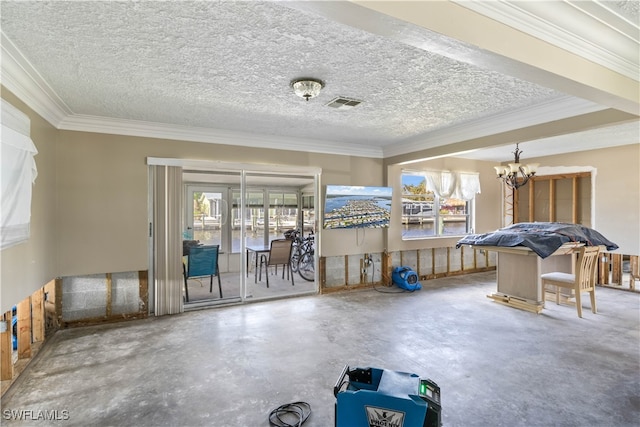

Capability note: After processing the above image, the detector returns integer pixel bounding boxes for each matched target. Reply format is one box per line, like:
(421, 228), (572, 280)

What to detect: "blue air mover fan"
(392, 266), (421, 291)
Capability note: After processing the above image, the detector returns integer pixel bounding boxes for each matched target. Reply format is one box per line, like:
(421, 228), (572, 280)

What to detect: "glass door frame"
(184, 184), (232, 252)
(234, 186), (304, 249)
(148, 157), (321, 311)
(241, 171), (320, 300)
(183, 183), (241, 308)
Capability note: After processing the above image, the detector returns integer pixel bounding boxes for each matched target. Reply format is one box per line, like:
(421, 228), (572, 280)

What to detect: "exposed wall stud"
(17, 298), (31, 360)
(106, 273), (112, 317)
(138, 271), (149, 314)
(572, 176), (579, 223)
(32, 288), (45, 343)
(528, 180), (535, 222)
(549, 179), (556, 222)
(0, 311), (13, 381)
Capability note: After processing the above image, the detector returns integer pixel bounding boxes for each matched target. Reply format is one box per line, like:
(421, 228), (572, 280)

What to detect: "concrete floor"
(2, 271), (639, 426)
(184, 269), (316, 305)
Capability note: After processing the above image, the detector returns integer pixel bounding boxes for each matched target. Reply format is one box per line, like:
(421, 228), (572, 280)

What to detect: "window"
(231, 188), (302, 252)
(188, 190), (224, 247)
(268, 190), (299, 234)
(1, 100), (38, 249)
(301, 194), (315, 233)
(232, 190), (265, 253)
(401, 171), (479, 240)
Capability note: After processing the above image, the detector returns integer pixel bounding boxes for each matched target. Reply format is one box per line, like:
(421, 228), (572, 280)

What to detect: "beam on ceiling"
(384, 109), (639, 166)
(340, 1), (638, 115)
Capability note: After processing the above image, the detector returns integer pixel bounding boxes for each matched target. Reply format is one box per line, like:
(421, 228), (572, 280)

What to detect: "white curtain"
(453, 172), (481, 201)
(424, 170), (481, 201)
(424, 171), (456, 198)
(1, 100), (38, 250)
(153, 165), (183, 315)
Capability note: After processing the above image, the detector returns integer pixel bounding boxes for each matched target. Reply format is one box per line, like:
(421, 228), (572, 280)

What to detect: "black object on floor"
(268, 401), (311, 427)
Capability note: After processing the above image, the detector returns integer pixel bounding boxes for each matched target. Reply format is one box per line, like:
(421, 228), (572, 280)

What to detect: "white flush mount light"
(291, 78), (324, 101)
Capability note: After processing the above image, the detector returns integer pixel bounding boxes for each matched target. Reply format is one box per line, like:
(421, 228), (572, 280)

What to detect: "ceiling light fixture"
(494, 143), (540, 190)
(291, 78), (324, 101)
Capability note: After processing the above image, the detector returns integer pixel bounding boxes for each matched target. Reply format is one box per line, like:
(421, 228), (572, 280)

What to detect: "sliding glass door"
(150, 158), (321, 314)
(184, 180), (241, 306)
(232, 190), (264, 252)
(186, 186), (225, 247)
(243, 173), (317, 300)
(179, 168), (318, 307)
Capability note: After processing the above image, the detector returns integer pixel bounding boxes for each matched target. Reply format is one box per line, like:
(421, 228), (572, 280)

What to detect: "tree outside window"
(401, 174), (473, 239)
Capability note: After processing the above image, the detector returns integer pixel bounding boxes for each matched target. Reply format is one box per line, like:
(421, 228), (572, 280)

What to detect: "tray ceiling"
(1, 1), (638, 160)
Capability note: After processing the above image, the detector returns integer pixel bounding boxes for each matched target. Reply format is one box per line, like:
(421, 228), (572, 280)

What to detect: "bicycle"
(297, 234), (315, 282)
(284, 229), (315, 281)
(284, 229), (303, 273)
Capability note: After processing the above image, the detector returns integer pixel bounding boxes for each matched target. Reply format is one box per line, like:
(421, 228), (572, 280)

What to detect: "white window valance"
(424, 170), (481, 201)
(454, 172), (482, 200)
(1, 100), (38, 250)
(425, 170), (456, 198)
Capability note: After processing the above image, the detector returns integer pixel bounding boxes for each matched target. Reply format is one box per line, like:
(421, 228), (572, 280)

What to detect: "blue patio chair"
(183, 244), (222, 302)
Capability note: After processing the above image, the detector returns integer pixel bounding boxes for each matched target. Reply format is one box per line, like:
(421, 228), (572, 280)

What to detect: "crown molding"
(2, 30), (382, 158)
(147, 157), (322, 176)
(1, 32), (382, 158)
(383, 96), (607, 158)
(455, 1), (639, 81)
(5, 31), (604, 163)
(1, 32), (71, 127)
(0, 17), (621, 162)
(1, 98), (31, 135)
(58, 114), (384, 158)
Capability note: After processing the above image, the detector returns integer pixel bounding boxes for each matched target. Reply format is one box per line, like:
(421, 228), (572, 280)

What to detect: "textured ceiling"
(454, 121), (640, 162)
(1, 1), (638, 159)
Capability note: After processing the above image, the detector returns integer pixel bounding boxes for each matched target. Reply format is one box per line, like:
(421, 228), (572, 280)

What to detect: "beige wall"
(384, 143), (640, 256)
(56, 131), (385, 275)
(318, 155), (387, 256)
(527, 144), (640, 255)
(1, 89), (385, 311)
(386, 157), (502, 253)
(1, 84), (637, 313)
(56, 131), (151, 276)
(1, 90), (58, 313)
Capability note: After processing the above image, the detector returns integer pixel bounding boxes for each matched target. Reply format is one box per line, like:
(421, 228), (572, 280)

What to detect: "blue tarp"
(456, 222), (619, 258)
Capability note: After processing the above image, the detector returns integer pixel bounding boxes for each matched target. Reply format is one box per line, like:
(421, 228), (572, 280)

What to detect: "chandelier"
(494, 143), (539, 190)
(291, 78), (324, 101)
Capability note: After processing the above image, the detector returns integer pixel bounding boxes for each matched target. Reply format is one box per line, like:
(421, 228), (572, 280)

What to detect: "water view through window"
(402, 174), (471, 239)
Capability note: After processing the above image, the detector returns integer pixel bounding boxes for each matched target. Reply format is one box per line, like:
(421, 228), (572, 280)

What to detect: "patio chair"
(183, 244), (222, 302)
(259, 239), (294, 288)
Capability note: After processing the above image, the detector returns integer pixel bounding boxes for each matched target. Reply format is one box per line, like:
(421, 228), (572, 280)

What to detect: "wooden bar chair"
(541, 246), (600, 318)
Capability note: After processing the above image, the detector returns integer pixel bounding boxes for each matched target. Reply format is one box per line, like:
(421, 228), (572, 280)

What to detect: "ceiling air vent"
(326, 97), (363, 110)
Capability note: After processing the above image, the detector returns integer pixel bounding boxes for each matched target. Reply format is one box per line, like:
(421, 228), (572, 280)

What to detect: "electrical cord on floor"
(373, 280), (410, 293)
(371, 260), (419, 294)
(363, 257), (418, 294)
(367, 260), (398, 293)
(268, 401), (311, 427)
(369, 260), (376, 284)
(373, 281), (415, 293)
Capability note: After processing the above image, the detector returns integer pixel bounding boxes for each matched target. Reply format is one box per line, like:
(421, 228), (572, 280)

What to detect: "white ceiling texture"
(1, 1), (638, 163)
